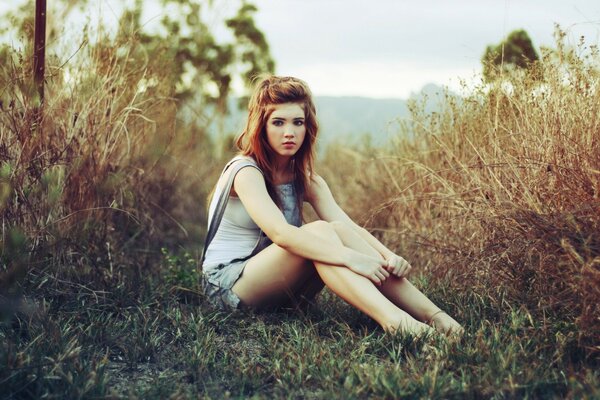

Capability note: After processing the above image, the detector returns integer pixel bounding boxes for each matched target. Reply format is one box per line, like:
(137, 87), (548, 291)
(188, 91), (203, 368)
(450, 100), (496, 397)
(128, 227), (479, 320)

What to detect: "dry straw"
(1, 29), (217, 280)
(322, 30), (600, 355)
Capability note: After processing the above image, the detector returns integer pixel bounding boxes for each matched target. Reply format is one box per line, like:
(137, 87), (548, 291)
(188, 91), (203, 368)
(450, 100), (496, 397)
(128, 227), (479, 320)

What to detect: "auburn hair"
(235, 75), (318, 215)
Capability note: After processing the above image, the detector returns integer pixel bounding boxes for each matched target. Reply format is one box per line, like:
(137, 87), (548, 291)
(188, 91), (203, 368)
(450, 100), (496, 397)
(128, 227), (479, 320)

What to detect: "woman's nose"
(284, 126), (295, 136)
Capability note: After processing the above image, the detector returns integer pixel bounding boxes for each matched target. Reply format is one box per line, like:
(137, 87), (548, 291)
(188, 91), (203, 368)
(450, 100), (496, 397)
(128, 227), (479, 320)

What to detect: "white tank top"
(202, 157), (302, 270)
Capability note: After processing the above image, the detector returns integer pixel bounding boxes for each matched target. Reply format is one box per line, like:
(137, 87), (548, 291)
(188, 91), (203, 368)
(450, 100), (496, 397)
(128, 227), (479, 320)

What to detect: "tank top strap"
(201, 156), (263, 263)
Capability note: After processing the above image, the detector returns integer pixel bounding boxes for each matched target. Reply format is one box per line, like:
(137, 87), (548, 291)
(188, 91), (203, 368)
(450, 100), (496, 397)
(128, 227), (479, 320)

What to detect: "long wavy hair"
(235, 75), (318, 215)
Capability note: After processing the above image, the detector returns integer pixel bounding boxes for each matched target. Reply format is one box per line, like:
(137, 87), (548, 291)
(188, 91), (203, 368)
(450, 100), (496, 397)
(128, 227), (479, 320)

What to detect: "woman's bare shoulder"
(305, 172), (329, 200)
(310, 172), (329, 186)
(222, 156), (263, 196)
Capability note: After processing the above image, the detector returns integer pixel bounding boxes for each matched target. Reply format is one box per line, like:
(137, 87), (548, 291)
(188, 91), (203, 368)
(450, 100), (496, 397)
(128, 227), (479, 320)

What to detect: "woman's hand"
(384, 254), (412, 278)
(343, 249), (390, 285)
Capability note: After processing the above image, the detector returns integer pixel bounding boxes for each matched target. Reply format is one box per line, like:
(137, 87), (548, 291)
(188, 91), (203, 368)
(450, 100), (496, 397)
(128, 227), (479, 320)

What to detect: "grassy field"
(1, 29), (600, 398)
(2, 262), (598, 399)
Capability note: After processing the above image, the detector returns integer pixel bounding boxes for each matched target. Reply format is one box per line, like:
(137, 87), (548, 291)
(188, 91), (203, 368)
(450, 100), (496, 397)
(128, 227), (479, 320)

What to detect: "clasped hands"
(345, 250), (412, 285)
(384, 253), (412, 279)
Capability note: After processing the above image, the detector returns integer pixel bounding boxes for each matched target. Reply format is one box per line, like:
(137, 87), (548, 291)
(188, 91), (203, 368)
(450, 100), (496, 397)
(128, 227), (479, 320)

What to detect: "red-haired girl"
(202, 76), (462, 336)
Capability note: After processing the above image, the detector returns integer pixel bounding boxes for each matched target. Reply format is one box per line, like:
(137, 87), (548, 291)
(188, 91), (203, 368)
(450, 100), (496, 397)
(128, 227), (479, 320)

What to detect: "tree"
(1, 0), (274, 122)
(482, 29), (539, 82)
(115, 0), (274, 119)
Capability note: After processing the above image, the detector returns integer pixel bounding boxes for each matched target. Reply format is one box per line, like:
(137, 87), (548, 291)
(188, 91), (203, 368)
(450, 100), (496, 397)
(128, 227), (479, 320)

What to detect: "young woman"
(202, 75), (463, 336)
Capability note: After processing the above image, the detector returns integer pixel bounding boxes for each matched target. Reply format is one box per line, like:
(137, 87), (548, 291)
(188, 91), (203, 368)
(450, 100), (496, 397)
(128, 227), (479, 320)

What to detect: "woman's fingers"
(350, 253), (392, 285)
(371, 274), (382, 285)
(380, 266), (390, 278)
(398, 265), (411, 277)
(368, 264), (387, 285)
(387, 256), (412, 277)
(397, 261), (411, 276)
(387, 259), (397, 274)
(376, 258), (389, 278)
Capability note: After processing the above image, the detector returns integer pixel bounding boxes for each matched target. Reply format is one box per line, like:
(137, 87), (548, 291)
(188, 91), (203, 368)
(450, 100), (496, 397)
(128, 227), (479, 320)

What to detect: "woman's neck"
(272, 153), (292, 170)
(272, 157), (294, 185)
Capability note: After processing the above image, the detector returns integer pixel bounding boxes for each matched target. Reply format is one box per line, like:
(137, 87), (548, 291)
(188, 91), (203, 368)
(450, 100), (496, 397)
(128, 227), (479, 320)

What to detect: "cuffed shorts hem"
(201, 258), (250, 311)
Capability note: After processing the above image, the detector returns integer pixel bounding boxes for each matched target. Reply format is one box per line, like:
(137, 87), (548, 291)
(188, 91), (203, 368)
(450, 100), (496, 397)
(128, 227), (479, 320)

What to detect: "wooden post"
(33, 0), (47, 106)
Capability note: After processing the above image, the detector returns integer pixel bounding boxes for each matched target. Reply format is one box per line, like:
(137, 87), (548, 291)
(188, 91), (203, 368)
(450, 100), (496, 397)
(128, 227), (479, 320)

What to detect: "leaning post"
(33, 0), (47, 123)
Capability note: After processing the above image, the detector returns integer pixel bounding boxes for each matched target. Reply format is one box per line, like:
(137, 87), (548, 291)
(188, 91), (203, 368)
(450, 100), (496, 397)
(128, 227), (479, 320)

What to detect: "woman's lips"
(283, 142), (295, 148)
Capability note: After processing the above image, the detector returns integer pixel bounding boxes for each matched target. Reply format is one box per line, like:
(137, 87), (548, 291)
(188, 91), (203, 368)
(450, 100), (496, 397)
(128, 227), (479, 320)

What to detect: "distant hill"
(216, 83), (449, 146)
(314, 96), (409, 145)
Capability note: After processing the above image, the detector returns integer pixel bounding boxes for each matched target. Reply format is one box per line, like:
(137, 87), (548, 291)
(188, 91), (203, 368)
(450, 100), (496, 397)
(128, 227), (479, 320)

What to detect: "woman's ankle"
(427, 311), (464, 337)
(383, 314), (433, 336)
(425, 309), (446, 325)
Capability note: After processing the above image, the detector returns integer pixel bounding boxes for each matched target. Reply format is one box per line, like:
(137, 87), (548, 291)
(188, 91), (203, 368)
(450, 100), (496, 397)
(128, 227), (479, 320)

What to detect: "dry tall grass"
(321, 33), (600, 356)
(0, 32), (217, 289)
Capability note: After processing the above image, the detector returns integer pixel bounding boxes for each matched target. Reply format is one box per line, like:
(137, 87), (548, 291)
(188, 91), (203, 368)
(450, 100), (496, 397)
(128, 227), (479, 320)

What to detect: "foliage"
(118, 0), (274, 111)
(1, 39), (203, 278)
(1, 0), (274, 125)
(322, 28), (600, 356)
(1, 266), (598, 398)
(482, 29), (540, 82)
(162, 247), (200, 292)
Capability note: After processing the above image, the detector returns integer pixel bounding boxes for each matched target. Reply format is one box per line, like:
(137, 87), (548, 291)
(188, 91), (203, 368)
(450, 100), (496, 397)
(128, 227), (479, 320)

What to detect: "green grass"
(1, 257), (598, 399)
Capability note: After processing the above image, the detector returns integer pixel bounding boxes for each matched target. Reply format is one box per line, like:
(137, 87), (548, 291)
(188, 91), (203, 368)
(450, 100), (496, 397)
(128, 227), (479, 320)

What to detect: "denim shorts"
(201, 258), (249, 311)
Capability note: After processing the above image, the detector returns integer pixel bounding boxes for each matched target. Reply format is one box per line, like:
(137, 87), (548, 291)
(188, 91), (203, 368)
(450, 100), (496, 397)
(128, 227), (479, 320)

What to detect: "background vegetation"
(1, 1), (599, 397)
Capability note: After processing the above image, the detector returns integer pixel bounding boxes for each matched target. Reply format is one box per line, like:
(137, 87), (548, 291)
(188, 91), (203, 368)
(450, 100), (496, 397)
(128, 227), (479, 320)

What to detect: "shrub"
(321, 30), (600, 356)
(0, 29), (218, 291)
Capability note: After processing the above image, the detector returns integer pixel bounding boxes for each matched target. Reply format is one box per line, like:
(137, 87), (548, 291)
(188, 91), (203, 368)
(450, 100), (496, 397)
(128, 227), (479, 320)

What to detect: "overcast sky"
(249, 0), (600, 98)
(2, 1), (599, 98)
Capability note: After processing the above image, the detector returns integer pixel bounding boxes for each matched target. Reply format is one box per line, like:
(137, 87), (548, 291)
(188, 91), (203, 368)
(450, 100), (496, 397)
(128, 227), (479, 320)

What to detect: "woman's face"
(265, 102), (306, 159)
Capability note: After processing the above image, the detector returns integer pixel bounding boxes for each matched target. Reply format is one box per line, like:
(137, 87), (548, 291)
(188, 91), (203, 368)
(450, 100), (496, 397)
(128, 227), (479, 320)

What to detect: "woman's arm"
(233, 167), (389, 284)
(306, 174), (412, 277)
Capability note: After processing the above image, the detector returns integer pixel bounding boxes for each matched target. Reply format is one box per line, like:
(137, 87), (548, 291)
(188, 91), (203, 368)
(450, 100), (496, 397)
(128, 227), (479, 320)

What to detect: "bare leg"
(290, 271), (325, 309)
(312, 264), (429, 334)
(230, 239), (321, 309)
(276, 263), (325, 311)
(331, 221), (463, 335)
(232, 221), (430, 334)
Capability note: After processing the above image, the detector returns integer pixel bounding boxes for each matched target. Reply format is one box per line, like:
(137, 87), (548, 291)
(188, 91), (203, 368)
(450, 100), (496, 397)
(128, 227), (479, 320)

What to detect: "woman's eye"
(294, 120), (304, 126)
(272, 120), (283, 126)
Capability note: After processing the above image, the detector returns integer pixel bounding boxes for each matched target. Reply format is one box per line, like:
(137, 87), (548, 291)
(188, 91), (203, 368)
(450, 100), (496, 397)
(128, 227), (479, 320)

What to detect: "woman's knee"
(301, 220), (342, 243)
(329, 220), (351, 233)
(301, 220), (334, 234)
(330, 220), (360, 241)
